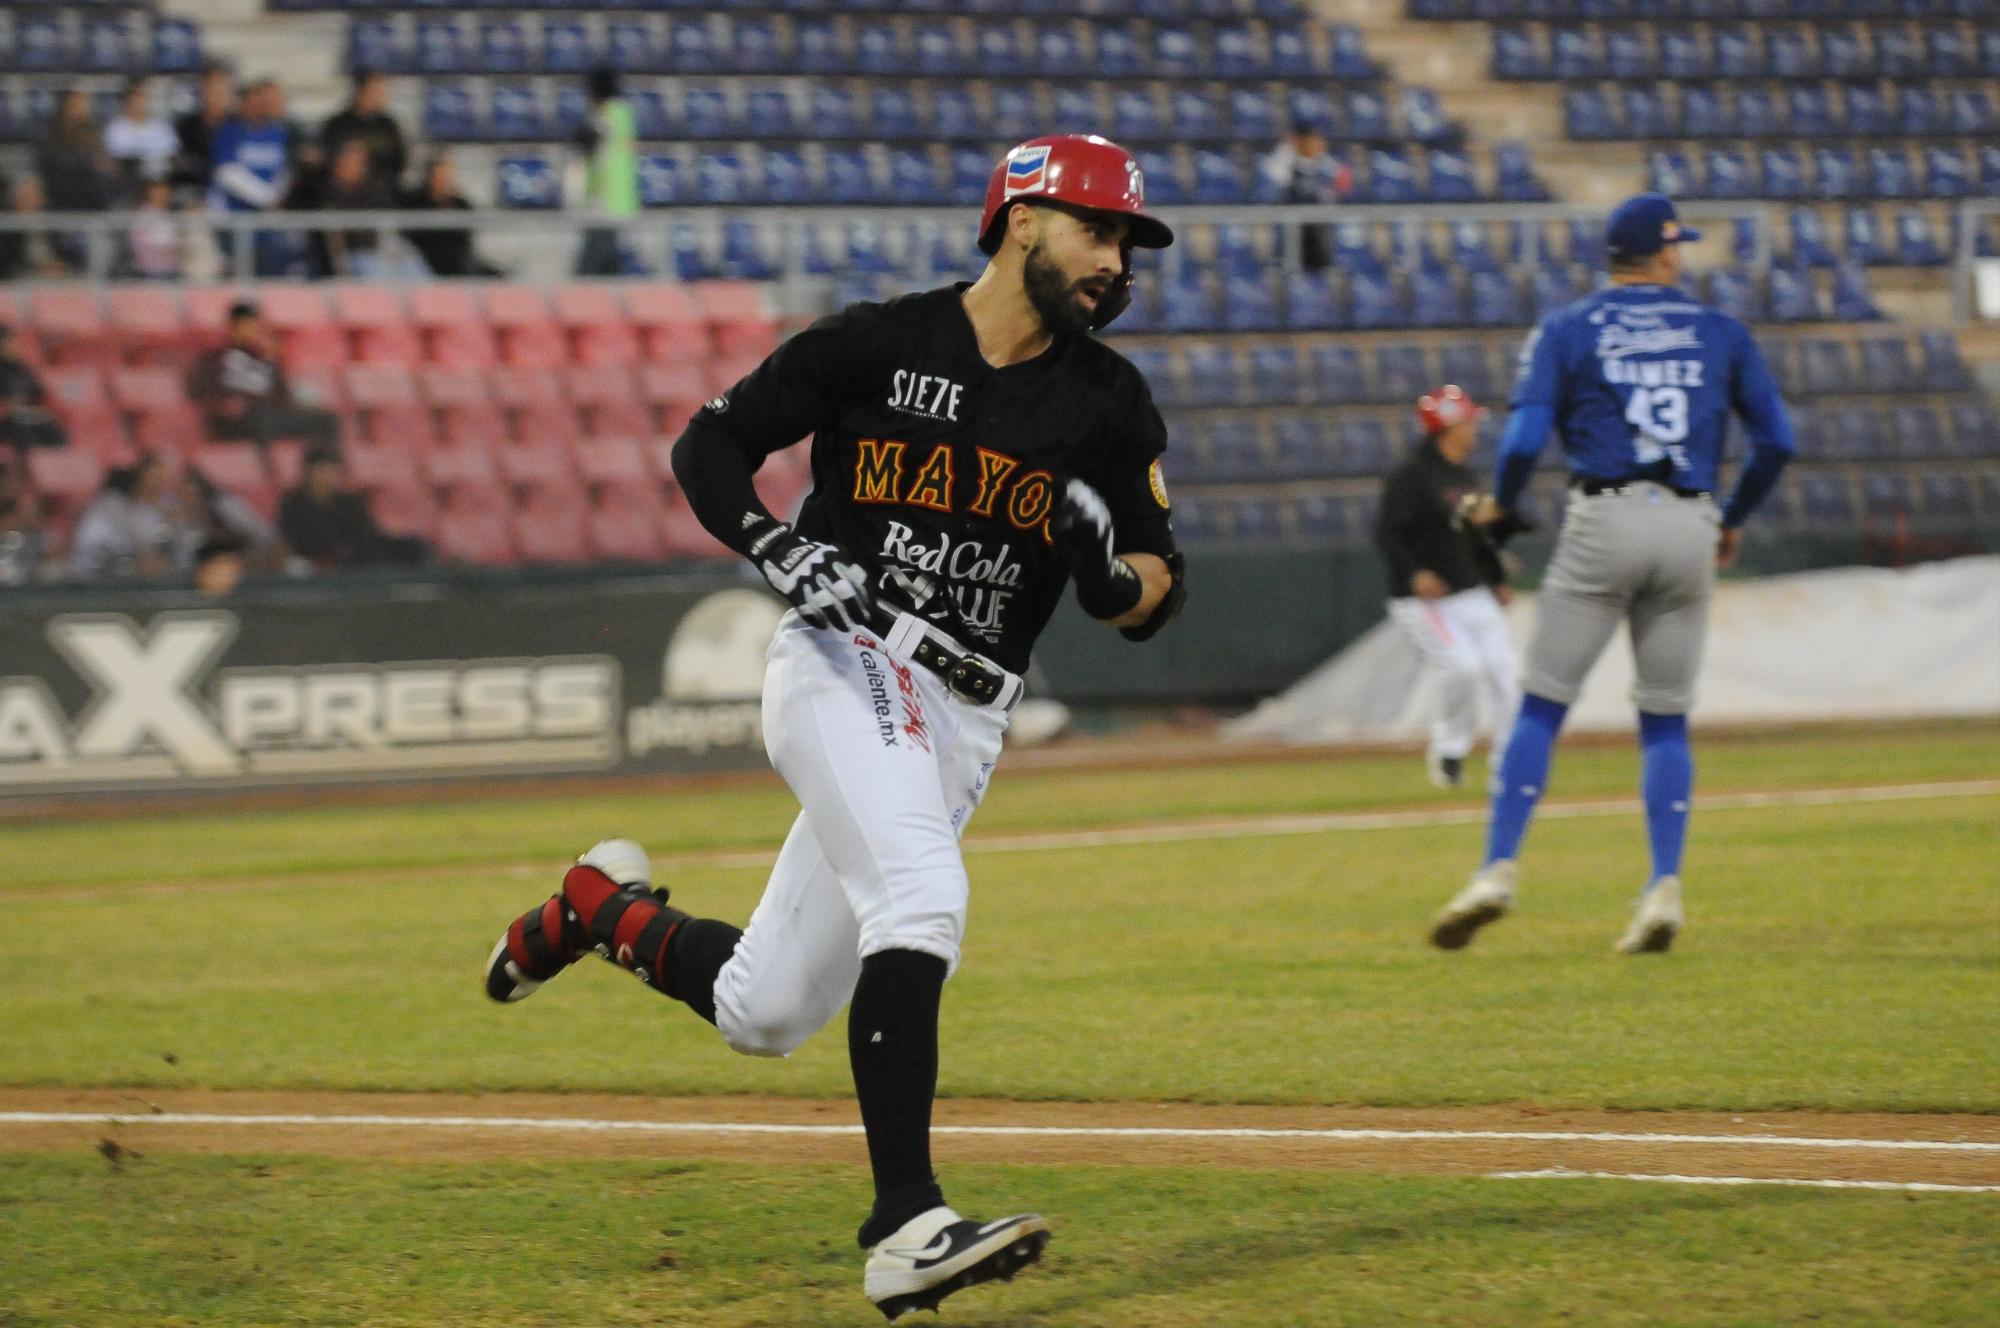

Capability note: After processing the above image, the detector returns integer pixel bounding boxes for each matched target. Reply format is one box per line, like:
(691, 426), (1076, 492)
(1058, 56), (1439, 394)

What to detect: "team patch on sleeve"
(1148, 460), (1170, 509)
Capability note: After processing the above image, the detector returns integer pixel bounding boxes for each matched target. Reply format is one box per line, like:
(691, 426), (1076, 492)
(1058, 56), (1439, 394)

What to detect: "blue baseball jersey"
(206, 120), (290, 212)
(1508, 282), (1790, 495)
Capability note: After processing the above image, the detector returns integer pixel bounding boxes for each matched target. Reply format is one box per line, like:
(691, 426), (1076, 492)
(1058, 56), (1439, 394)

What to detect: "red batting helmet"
(1416, 384), (1486, 435)
(977, 135), (1175, 255)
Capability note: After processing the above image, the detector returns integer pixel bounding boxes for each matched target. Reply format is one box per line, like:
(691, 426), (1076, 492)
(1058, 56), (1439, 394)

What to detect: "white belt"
(883, 612), (1024, 713)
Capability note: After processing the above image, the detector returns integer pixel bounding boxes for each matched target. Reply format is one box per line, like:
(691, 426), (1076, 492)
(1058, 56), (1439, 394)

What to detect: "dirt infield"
(4, 1089), (1996, 1191)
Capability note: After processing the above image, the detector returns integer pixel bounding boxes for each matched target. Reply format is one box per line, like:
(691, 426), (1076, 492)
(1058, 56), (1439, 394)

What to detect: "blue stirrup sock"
(1639, 710), (1693, 884)
(1484, 692), (1568, 866)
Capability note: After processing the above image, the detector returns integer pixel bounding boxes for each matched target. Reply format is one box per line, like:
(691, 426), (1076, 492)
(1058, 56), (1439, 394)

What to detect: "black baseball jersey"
(688, 285), (1176, 673)
(1372, 440), (1503, 598)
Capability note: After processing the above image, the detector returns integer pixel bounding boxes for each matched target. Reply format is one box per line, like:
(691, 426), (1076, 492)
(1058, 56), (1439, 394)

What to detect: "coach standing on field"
(1373, 384), (1521, 790)
(1430, 193), (1795, 956)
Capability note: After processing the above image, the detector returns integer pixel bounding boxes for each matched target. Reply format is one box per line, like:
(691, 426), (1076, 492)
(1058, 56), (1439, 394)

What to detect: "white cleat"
(1616, 876), (1684, 954)
(863, 1206), (1050, 1321)
(1430, 860), (1518, 950)
(578, 837), (651, 888)
(483, 838), (655, 1003)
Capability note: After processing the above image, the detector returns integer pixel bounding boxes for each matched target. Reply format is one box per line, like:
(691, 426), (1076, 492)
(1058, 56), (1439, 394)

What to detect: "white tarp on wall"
(1227, 556), (2000, 743)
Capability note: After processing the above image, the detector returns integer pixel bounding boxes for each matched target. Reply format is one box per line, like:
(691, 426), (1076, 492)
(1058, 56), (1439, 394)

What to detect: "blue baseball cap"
(1604, 192), (1701, 261)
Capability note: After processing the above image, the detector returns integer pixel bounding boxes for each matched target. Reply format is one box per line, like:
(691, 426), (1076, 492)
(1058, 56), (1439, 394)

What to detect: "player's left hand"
(1715, 526), (1742, 570)
(1051, 478), (1117, 571)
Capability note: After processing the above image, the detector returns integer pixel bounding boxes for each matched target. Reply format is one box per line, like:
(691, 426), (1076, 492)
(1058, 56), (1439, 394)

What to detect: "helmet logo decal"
(1128, 161), (1145, 203)
(1005, 145), (1051, 196)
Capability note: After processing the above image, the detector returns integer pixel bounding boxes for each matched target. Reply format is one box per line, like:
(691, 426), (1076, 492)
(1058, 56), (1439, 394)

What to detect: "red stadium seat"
(25, 448), (105, 502)
(334, 286), (423, 365)
(27, 289), (113, 368)
(587, 489), (667, 562)
(573, 433), (652, 486)
(550, 285), (623, 325)
(261, 286), (348, 371)
(583, 397), (653, 440)
(636, 360), (711, 407)
(692, 281), (777, 361)
(511, 400), (582, 449)
(345, 364), (434, 449)
(711, 351), (768, 395)
(423, 428), (500, 488)
(490, 365), (565, 410)
(107, 367), (183, 411)
(492, 429), (574, 486)
(556, 285), (641, 365)
(435, 492), (517, 565)
(105, 288), (194, 365)
(418, 364), (488, 406)
(623, 282), (707, 356)
(483, 287), (568, 370)
(407, 285), (497, 367)
(438, 399), (507, 448)
(187, 441), (270, 493)
(344, 434), (425, 491)
(40, 368), (124, 453)
(513, 480), (593, 564)
(130, 403), (204, 459)
(344, 363), (421, 407)
(183, 287), (246, 337)
(753, 465), (809, 521)
(563, 363), (636, 406)
(660, 487), (728, 558)
(368, 482), (439, 540)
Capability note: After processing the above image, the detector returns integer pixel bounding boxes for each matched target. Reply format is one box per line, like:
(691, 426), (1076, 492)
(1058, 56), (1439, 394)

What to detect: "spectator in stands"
(104, 78), (178, 193)
(303, 137), (425, 279)
(187, 301), (341, 454)
(278, 450), (426, 571)
(173, 63), (235, 191)
(172, 466), (281, 570)
(36, 90), (119, 213)
(0, 175), (79, 279)
(0, 324), (68, 458)
(208, 79), (297, 277)
(571, 69), (638, 277)
(1261, 125), (1348, 271)
(70, 454), (179, 580)
(191, 535), (248, 597)
(401, 154), (500, 278)
(0, 456), (45, 586)
(320, 71), (408, 193)
(122, 177), (182, 279)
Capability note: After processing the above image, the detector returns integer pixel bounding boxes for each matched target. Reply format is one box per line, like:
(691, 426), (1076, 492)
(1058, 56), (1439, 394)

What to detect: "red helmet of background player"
(1416, 384), (1486, 436)
(977, 135), (1175, 255)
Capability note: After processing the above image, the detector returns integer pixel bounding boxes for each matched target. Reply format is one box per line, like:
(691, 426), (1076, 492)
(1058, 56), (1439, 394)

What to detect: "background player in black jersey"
(482, 134), (1187, 1320)
(1373, 384), (1523, 789)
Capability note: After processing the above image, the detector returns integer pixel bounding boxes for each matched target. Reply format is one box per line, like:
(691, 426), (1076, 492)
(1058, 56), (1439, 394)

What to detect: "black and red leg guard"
(501, 894), (586, 984)
(563, 862), (739, 1024)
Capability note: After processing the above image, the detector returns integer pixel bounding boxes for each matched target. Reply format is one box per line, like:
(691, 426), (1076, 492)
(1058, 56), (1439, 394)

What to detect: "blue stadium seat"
(872, 88), (921, 138)
(488, 83), (546, 140)
(694, 149), (748, 205)
(1705, 148), (1755, 198)
(1766, 265), (1823, 321)
(665, 18), (714, 74)
(1868, 147), (1917, 199)
(477, 20), (529, 74)
(1204, 420), (1267, 481)
(947, 148), (989, 206)
(1409, 269), (1467, 327)
(1269, 26), (1318, 78)
(81, 17), (137, 73)
(682, 85), (733, 137)
(670, 223), (716, 282)
(1228, 88), (1279, 142)
(1831, 265), (1882, 320)
(496, 155), (560, 209)
(1170, 89), (1222, 139)
(1346, 90), (1393, 141)
(1733, 87), (1784, 139)
(1552, 29), (1602, 79)
(806, 87), (856, 138)
(992, 86), (1039, 140)
(1286, 88), (1334, 134)
(887, 149), (943, 205)
(1704, 268), (1764, 322)
(1250, 346), (1304, 404)
(795, 18), (843, 74)
(1212, 24), (1264, 78)
(1564, 218), (1603, 267)
(1564, 88), (1617, 140)
(1712, 25), (1762, 80)
(1923, 146), (1970, 197)
(1098, 24), (1143, 78)
(1950, 89), (1994, 137)
(1119, 346), (1173, 397)
(1843, 85), (1890, 138)
(414, 19), (468, 75)
(1366, 148), (1422, 203)
(1153, 24), (1204, 78)
(1033, 24), (1086, 77)
(1928, 26), (1974, 77)
(730, 18), (782, 74)
(1469, 270), (1526, 327)
(911, 22), (963, 77)
(1531, 264), (1587, 319)
(1422, 148), (1477, 203)
(821, 147), (874, 205)
(1983, 26), (2000, 77)
(719, 219), (778, 281)
(1272, 418), (1336, 479)
(1213, 224), (1265, 279)
(1114, 89), (1164, 142)
(743, 88), (792, 138)
(1842, 207), (1888, 264)
(1606, 28), (1653, 79)
(422, 83), (478, 141)
(552, 86), (590, 138)
(1877, 26), (1924, 78)
(1329, 221), (1382, 276)
(1402, 89), (1452, 145)
(1170, 495), (1225, 545)
(974, 23), (1030, 77)
(1918, 472), (1975, 520)
(1790, 207), (1839, 265)
(1826, 407), (1888, 461)
(1160, 270), (1220, 332)
(1980, 145), (2000, 196)
(1218, 273), (1281, 332)
(759, 147), (809, 204)
(1283, 271), (1345, 331)
(1659, 27), (1711, 79)
(348, 21), (404, 76)
(638, 153), (683, 207)
(1649, 150), (1695, 196)
(1494, 142), (1550, 200)
(153, 18), (203, 74)
(1309, 345), (1368, 403)
(1184, 342), (1246, 407)
(606, 23), (656, 74)
(539, 21), (594, 75)
(1290, 491), (1349, 540)
(1892, 210), (1948, 265)
(1754, 147), (1804, 200)
(1447, 221), (1499, 272)
(853, 22), (901, 75)
(1375, 344), (1430, 401)
(1328, 24), (1377, 79)
(1888, 403), (1941, 458)
(1814, 147), (1861, 198)
(1494, 26), (1548, 80)
(1797, 472), (1855, 526)
(1680, 86), (1727, 139)
(1950, 403), (1999, 458)
(1892, 85), (1944, 137)
(1820, 24), (1871, 78)
(1765, 25), (1816, 78)
(1338, 419), (1395, 475)
(1136, 150), (1186, 205)
(1231, 496), (1286, 545)
(1798, 338), (1852, 396)
(1193, 150), (1244, 203)
(841, 222), (896, 276)
(1918, 331), (1973, 391)
(1860, 469), (1915, 519)
(1438, 342), (1498, 398)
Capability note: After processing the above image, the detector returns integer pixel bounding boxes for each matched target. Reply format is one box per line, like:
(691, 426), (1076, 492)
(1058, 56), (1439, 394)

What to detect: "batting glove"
(746, 519), (877, 633)
(1052, 478), (1144, 620)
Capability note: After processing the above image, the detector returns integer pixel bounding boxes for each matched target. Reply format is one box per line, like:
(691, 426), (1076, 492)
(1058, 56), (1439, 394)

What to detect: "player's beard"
(1022, 241), (1097, 338)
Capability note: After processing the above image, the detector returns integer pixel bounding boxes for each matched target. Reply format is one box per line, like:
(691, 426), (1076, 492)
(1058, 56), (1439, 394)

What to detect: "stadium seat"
(28, 290), (112, 369)
(587, 490), (667, 563)
(482, 288), (568, 369)
(1918, 332), (1973, 392)
(333, 287), (421, 365)
(495, 156), (560, 209)
(1309, 345), (1368, 403)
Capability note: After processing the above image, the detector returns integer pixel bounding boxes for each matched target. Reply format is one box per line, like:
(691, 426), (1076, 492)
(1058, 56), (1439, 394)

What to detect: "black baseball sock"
(658, 917), (741, 1025)
(850, 948), (949, 1248)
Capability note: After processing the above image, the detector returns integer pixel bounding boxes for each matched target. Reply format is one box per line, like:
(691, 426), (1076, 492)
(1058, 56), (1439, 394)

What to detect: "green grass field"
(2, 723), (1996, 1325)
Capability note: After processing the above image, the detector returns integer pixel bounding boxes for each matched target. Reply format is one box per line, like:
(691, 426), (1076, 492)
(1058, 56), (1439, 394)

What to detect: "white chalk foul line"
(1490, 1169), (2000, 1195)
(677, 778), (2000, 869)
(2, 1112), (1996, 1155)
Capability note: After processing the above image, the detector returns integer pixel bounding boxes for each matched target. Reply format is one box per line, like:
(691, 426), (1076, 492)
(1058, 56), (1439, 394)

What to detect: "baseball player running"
(483, 134), (1187, 1319)
(1374, 384), (1522, 788)
(1429, 193), (1794, 954)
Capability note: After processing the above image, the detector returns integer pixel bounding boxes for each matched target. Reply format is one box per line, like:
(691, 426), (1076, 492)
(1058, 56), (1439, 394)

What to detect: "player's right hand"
(1715, 526), (1742, 570)
(748, 521), (877, 633)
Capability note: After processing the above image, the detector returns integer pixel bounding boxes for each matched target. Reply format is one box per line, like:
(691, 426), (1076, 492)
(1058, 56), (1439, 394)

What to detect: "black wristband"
(1072, 553), (1145, 620)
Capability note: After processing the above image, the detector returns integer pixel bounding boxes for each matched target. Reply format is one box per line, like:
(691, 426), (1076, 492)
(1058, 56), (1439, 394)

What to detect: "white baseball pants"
(1388, 587), (1520, 762)
(711, 615), (1010, 1059)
